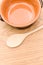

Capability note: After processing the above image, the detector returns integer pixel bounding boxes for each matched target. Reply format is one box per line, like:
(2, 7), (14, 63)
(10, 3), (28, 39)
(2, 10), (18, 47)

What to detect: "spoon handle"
(25, 26), (43, 37)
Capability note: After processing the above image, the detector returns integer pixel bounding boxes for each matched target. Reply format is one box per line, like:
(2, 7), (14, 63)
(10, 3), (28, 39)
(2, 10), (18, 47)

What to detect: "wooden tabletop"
(0, 0), (43, 65)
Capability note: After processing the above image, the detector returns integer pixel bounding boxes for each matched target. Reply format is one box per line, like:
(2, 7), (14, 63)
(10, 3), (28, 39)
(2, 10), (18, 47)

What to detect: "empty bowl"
(0, 0), (41, 28)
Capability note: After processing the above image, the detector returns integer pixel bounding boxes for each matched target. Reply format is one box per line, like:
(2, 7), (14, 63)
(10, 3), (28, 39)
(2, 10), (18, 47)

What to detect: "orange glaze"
(8, 3), (35, 27)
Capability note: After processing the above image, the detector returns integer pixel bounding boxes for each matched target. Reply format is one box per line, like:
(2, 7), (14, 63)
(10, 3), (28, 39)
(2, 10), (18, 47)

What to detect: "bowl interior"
(1, 0), (41, 27)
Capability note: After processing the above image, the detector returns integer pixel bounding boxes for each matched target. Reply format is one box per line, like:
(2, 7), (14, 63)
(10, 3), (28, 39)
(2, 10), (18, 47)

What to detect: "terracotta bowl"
(0, 0), (41, 28)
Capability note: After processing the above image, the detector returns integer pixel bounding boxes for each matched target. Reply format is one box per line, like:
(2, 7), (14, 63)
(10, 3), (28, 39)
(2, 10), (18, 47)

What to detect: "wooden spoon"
(7, 25), (43, 48)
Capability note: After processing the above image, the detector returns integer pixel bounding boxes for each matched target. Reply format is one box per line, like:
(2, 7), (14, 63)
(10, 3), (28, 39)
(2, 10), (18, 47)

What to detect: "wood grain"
(0, 0), (43, 65)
